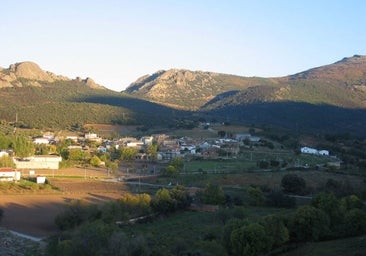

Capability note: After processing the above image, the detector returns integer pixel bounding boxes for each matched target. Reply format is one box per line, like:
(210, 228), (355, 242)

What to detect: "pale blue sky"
(1, 0), (365, 91)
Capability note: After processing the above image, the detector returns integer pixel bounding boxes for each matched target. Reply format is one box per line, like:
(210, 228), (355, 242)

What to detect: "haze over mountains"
(1, 55), (366, 135)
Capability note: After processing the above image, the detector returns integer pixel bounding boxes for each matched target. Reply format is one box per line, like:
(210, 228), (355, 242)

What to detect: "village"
(0, 123), (338, 183)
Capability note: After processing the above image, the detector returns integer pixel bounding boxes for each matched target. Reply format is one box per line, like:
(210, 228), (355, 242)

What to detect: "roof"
(0, 168), (15, 172)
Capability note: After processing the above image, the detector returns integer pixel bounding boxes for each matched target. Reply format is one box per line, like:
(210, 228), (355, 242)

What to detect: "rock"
(13, 61), (53, 82)
(83, 77), (104, 89)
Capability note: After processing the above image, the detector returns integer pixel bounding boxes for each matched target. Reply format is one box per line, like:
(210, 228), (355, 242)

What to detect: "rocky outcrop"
(83, 77), (104, 89)
(0, 61), (105, 89)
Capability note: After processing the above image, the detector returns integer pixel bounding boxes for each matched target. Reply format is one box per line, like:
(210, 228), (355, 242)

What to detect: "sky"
(1, 0), (365, 91)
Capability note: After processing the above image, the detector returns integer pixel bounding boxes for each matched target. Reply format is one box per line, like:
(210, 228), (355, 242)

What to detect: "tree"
(218, 130), (226, 138)
(170, 157), (184, 171)
(247, 186), (265, 206)
(119, 147), (138, 161)
(343, 208), (366, 236)
(290, 205), (330, 241)
(70, 220), (114, 256)
(230, 223), (271, 256)
(146, 143), (158, 161)
(162, 165), (179, 177)
(151, 188), (177, 214)
(12, 135), (34, 158)
(281, 174), (306, 195)
(55, 200), (101, 231)
(311, 192), (342, 227)
(0, 155), (15, 168)
(222, 218), (250, 253)
(170, 185), (191, 210)
(90, 155), (102, 167)
(201, 183), (225, 205)
(35, 144), (49, 155)
(0, 132), (12, 149)
(261, 215), (289, 249)
(340, 194), (364, 211)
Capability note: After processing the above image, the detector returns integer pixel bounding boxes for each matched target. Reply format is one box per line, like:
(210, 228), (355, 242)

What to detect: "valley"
(0, 56), (366, 255)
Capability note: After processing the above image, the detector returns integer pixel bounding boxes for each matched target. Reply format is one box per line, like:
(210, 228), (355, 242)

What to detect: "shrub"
(343, 209), (366, 236)
(290, 205), (330, 241)
(230, 223), (272, 256)
(281, 174), (306, 195)
(55, 200), (101, 230)
(247, 186), (265, 206)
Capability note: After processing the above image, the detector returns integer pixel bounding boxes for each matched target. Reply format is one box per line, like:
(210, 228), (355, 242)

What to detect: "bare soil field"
(0, 168), (129, 238)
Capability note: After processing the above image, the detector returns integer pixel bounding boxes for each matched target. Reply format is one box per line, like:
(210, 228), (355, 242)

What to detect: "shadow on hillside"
(203, 100), (366, 136)
(0, 193), (126, 238)
(75, 94), (366, 136)
(74, 95), (182, 114)
(74, 95), (190, 117)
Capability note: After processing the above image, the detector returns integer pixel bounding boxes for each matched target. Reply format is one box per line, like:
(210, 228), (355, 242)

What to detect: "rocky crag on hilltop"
(0, 61), (104, 89)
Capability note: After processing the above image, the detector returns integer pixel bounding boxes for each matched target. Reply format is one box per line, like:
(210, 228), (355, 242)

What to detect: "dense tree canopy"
(290, 205), (330, 241)
(281, 173), (306, 195)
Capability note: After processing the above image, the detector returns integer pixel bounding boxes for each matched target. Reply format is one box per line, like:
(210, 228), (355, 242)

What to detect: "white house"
(141, 136), (153, 145)
(318, 150), (329, 156)
(85, 133), (98, 140)
(13, 155), (62, 169)
(301, 147), (329, 156)
(0, 151), (9, 158)
(0, 168), (21, 181)
(33, 137), (50, 144)
(301, 147), (318, 154)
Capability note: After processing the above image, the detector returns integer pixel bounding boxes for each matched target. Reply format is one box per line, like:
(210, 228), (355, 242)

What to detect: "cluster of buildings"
(0, 129), (263, 181)
(300, 146), (329, 156)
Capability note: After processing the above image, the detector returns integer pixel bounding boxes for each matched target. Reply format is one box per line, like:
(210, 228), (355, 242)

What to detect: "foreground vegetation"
(45, 184), (366, 256)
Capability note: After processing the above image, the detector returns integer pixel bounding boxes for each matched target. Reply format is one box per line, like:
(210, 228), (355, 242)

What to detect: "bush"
(290, 205), (330, 241)
(343, 208), (366, 236)
(230, 223), (271, 256)
(55, 200), (101, 230)
(281, 174), (306, 195)
(247, 186), (265, 206)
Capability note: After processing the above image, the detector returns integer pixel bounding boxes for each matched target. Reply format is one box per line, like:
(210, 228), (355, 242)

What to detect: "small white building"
(13, 155), (62, 169)
(318, 150), (329, 156)
(301, 147), (318, 154)
(0, 151), (9, 158)
(301, 147), (329, 156)
(33, 137), (50, 144)
(36, 176), (46, 184)
(141, 136), (153, 145)
(0, 168), (21, 181)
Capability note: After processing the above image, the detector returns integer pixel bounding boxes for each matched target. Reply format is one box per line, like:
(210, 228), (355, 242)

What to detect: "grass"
(0, 179), (60, 194)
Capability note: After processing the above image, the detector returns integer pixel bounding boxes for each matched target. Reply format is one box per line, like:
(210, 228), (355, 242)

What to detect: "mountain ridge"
(124, 55), (366, 111)
(0, 61), (105, 89)
(1, 56), (366, 135)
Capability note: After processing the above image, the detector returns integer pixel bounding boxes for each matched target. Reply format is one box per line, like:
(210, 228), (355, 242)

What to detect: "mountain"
(125, 55), (366, 134)
(125, 69), (280, 110)
(125, 55), (366, 110)
(1, 56), (366, 135)
(0, 62), (180, 130)
(0, 61), (104, 89)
